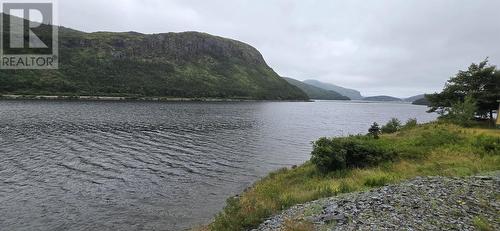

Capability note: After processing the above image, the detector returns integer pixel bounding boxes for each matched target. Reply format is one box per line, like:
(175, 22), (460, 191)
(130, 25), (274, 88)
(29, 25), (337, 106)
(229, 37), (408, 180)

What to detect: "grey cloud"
(59, 0), (500, 97)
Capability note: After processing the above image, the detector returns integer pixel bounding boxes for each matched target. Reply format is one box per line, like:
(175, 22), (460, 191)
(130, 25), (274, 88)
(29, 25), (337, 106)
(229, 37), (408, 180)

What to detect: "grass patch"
(283, 219), (315, 231)
(208, 123), (500, 231)
(473, 216), (493, 231)
(363, 172), (394, 187)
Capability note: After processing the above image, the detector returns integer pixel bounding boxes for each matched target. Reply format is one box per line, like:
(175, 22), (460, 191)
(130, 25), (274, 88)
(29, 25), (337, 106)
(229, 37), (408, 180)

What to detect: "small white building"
(497, 100), (500, 127)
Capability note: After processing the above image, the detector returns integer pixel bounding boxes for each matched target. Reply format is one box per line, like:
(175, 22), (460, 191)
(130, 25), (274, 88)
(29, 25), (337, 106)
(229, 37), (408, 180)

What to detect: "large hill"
(0, 15), (308, 100)
(303, 79), (363, 100)
(283, 77), (349, 100)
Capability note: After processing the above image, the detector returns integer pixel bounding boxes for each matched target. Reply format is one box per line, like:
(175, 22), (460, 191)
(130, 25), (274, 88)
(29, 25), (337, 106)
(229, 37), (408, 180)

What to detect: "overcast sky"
(57, 0), (500, 97)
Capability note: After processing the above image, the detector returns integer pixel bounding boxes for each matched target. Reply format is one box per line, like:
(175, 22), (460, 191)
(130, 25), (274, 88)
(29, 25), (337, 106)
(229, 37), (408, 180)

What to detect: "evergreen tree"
(427, 59), (500, 121)
(368, 122), (381, 139)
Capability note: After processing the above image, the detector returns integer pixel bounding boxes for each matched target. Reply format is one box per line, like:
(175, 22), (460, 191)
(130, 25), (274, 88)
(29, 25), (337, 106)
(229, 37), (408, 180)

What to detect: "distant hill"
(363, 95), (402, 102)
(0, 14), (308, 100)
(403, 94), (431, 106)
(303, 80), (363, 100)
(412, 97), (431, 106)
(404, 94), (425, 102)
(283, 77), (350, 100)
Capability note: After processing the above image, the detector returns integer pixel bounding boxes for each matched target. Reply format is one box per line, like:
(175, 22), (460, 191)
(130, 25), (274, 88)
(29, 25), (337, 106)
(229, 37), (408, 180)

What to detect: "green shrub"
(368, 122), (381, 139)
(311, 136), (396, 173)
(381, 118), (402, 133)
(474, 135), (500, 154)
(402, 118), (418, 130)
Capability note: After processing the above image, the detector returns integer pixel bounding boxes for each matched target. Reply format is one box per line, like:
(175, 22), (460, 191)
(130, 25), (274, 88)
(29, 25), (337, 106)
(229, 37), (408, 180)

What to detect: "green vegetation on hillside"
(0, 15), (308, 100)
(303, 79), (363, 100)
(283, 77), (350, 100)
(412, 97), (431, 106)
(404, 94), (425, 102)
(208, 122), (500, 231)
(405, 94), (431, 105)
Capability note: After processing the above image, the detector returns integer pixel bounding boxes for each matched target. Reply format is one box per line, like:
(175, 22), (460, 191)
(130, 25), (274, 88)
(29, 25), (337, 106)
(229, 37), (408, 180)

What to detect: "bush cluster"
(311, 136), (396, 173)
(378, 118), (419, 134)
(403, 118), (418, 129)
(475, 135), (500, 153)
(381, 118), (401, 133)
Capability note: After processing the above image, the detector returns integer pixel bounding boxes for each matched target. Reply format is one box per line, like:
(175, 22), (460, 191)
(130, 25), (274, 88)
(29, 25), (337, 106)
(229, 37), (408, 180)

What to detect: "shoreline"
(0, 94), (313, 102)
(206, 123), (500, 230)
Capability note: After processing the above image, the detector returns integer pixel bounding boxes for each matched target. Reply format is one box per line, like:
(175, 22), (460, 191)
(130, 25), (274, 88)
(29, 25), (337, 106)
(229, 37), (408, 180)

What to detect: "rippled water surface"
(0, 100), (436, 230)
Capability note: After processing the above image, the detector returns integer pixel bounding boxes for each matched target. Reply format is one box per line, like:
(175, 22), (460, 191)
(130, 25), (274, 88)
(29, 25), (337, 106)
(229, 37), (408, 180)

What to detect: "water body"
(0, 100), (436, 230)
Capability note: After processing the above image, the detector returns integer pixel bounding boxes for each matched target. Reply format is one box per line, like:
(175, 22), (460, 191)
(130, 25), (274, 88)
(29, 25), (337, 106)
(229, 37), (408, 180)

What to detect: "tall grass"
(208, 123), (500, 231)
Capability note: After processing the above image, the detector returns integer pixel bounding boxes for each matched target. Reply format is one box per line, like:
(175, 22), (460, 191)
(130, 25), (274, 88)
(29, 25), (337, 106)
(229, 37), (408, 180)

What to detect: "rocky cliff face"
(62, 31), (267, 65)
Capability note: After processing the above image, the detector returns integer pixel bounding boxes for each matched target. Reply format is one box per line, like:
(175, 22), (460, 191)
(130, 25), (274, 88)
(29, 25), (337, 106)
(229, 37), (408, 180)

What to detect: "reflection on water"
(0, 100), (436, 230)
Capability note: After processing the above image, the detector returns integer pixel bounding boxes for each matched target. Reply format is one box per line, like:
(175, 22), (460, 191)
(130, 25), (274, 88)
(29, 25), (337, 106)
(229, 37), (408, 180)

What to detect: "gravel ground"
(253, 173), (500, 231)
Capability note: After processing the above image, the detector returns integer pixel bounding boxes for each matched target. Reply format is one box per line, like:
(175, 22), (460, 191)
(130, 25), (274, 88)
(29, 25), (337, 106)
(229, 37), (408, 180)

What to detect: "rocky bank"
(254, 173), (500, 231)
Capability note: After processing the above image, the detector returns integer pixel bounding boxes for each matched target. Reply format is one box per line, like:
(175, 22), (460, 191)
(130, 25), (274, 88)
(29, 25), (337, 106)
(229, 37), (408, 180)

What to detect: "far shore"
(0, 94), (313, 102)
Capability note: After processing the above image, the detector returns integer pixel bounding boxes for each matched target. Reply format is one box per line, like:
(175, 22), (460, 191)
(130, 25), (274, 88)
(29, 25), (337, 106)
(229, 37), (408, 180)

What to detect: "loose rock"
(253, 173), (500, 231)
